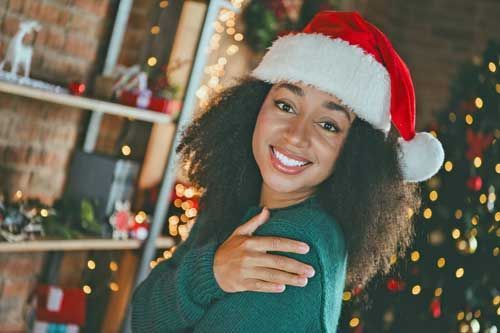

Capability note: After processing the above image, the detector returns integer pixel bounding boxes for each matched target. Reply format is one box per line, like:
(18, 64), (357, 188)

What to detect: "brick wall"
(348, 0), (500, 128)
(0, 0), (112, 331)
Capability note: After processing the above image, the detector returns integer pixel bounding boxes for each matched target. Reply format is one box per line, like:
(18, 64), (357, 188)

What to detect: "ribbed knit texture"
(131, 195), (348, 332)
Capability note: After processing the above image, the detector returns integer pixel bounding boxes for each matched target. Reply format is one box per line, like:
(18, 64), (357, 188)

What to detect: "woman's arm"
(131, 215), (228, 332)
(193, 220), (322, 333)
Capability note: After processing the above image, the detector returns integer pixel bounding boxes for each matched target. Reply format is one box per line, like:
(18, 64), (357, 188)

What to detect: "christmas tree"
(340, 41), (499, 332)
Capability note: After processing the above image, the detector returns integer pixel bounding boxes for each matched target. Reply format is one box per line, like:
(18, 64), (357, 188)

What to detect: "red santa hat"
(250, 11), (444, 182)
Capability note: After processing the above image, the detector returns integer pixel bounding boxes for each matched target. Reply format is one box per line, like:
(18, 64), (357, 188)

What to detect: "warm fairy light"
(169, 216), (179, 225)
(470, 319), (480, 333)
(184, 187), (195, 198)
(390, 254), (397, 265)
(159, 0), (168, 8)
(429, 191), (438, 201)
(488, 193), (496, 202)
(457, 239), (468, 251)
(430, 130), (437, 137)
(434, 288), (442, 297)
(163, 250), (173, 259)
(87, 260), (96, 270)
(180, 214), (189, 223)
(174, 199), (182, 207)
(465, 114), (474, 125)
(121, 145), (131, 156)
(455, 209), (463, 219)
(343, 291), (352, 301)
(15, 190), (22, 199)
(457, 311), (465, 320)
(349, 317), (360, 327)
(109, 282), (119, 292)
(150, 260), (157, 269)
(437, 257), (446, 268)
(452, 228), (461, 239)
(455, 267), (464, 278)
(468, 236), (477, 253)
(496, 83), (500, 94)
(147, 57), (157, 67)
(186, 208), (198, 218)
(151, 26), (160, 34)
(226, 45), (239, 55)
(473, 156), (482, 168)
(109, 261), (118, 271)
(494, 212), (500, 221)
(471, 215), (479, 225)
(474, 97), (483, 109)
(178, 224), (189, 239)
(411, 285), (421, 295)
(83, 285), (92, 294)
(40, 209), (49, 217)
(444, 161), (453, 172)
(494, 247), (500, 256)
(479, 194), (487, 204)
(234, 33), (244, 41)
(449, 112), (456, 123)
(488, 62), (497, 72)
(423, 208), (432, 219)
(406, 208), (414, 219)
(493, 295), (500, 306)
(410, 251), (420, 262)
(226, 28), (236, 35)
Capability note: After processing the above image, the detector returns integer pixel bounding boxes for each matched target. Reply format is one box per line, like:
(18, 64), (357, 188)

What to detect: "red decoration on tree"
(465, 129), (493, 160)
(68, 81), (86, 96)
(386, 278), (406, 293)
(466, 175), (483, 191)
(429, 298), (441, 318)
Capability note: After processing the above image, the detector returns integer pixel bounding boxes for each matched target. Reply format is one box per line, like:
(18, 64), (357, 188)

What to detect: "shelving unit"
(0, 237), (174, 253)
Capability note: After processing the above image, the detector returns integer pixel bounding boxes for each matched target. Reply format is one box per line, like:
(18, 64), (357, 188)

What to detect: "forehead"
(272, 81), (342, 102)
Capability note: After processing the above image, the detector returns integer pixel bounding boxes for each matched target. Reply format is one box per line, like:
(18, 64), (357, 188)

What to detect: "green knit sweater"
(131, 195), (348, 332)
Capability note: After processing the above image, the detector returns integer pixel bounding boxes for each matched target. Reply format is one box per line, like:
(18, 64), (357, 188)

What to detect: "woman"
(131, 11), (444, 332)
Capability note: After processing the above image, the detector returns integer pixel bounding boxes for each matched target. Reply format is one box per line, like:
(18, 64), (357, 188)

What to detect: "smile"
(270, 145), (312, 175)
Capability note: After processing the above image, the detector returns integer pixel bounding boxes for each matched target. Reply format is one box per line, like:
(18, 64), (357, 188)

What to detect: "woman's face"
(252, 81), (356, 196)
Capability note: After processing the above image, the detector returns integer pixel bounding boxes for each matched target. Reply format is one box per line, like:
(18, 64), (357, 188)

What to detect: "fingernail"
(304, 268), (315, 277)
(299, 244), (310, 253)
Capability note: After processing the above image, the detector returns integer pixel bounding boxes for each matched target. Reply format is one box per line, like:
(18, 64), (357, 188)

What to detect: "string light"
(234, 33), (243, 41)
(465, 114), (474, 125)
(109, 282), (119, 292)
(495, 212), (500, 221)
(455, 209), (463, 219)
(488, 62), (497, 72)
(494, 247), (499, 256)
(452, 228), (461, 239)
(349, 317), (360, 327)
(496, 83), (500, 94)
(455, 267), (464, 278)
(40, 209), (49, 217)
(410, 251), (420, 262)
(434, 288), (442, 297)
(423, 208), (432, 219)
(151, 26), (160, 34)
(147, 57), (158, 67)
(411, 285), (421, 295)
(479, 194), (487, 204)
(87, 260), (96, 270)
(15, 190), (23, 199)
(109, 261), (118, 271)
(473, 156), (482, 168)
(457, 311), (465, 320)
(121, 145), (131, 156)
(83, 285), (92, 294)
(429, 190), (438, 201)
(471, 215), (479, 225)
(437, 257), (446, 268)
(159, 0), (168, 8)
(342, 291), (352, 301)
(444, 161), (453, 172)
(430, 130), (437, 137)
(474, 97), (483, 109)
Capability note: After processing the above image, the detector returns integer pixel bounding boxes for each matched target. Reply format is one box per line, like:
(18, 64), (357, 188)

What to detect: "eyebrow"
(276, 83), (352, 121)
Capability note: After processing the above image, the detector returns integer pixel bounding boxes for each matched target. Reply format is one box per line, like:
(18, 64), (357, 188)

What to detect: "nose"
(283, 115), (310, 148)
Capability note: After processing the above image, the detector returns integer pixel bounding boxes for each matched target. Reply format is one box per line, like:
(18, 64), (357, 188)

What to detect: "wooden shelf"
(0, 236), (175, 253)
(0, 80), (173, 124)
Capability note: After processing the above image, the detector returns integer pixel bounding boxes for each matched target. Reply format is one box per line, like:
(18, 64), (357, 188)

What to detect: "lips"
(269, 145), (312, 175)
(272, 145), (312, 163)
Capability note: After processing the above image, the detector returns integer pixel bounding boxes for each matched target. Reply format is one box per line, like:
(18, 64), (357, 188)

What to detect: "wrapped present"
(35, 284), (86, 326)
(33, 321), (79, 333)
(119, 89), (182, 115)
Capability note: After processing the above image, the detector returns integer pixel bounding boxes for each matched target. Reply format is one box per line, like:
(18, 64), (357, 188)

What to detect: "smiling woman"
(131, 11), (444, 333)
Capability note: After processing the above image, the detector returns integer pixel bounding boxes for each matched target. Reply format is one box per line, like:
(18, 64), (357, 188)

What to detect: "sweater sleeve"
(131, 216), (228, 332)
(192, 220), (323, 333)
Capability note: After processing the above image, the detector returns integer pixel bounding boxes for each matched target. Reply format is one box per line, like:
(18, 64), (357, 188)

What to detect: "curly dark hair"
(176, 76), (422, 292)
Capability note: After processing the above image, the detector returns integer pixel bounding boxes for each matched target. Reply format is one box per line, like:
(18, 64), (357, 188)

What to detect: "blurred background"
(0, 0), (498, 332)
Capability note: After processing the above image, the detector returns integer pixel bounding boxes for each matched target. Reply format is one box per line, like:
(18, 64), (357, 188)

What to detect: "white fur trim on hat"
(397, 132), (445, 182)
(250, 33), (392, 132)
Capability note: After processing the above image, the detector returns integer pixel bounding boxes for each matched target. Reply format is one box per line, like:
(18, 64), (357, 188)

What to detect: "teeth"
(273, 147), (308, 167)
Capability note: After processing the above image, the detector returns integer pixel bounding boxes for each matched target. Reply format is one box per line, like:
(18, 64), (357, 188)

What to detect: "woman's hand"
(213, 207), (316, 293)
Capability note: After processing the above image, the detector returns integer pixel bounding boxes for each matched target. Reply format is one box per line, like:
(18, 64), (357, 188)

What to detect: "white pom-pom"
(397, 132), (445, 183)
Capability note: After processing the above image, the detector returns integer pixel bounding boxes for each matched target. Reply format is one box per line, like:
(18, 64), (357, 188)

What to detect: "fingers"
(250, 252), (316, 278)
(233, 207), (270, 236)
(251, 267), (309, 287)
(244, 279), (287, 293)
(245, 235), (310, 254)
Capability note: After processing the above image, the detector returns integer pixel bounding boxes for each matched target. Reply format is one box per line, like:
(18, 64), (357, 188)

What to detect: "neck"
(259, 183), (316, 209)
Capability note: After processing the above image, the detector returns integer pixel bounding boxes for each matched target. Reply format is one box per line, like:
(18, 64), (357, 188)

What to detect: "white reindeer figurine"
(0, 20), (41, 78)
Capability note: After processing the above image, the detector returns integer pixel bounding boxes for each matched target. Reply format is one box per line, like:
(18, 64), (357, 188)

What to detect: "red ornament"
(466, 129), (493, 161)
(68, 81), (86, 96)
(429, 298), (441, 318)
(386, 278), (406, 292)
(466, 176), (483, 191)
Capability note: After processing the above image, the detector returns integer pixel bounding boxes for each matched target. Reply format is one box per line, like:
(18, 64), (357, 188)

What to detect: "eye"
(274, 100), (294, 114)
(317, 121), (339, 133)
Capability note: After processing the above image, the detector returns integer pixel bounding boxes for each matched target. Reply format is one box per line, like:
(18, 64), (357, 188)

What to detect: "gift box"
(33, 321), (79, 333)
(35, 284), (86, 326)
(119, 89), (182, 115)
